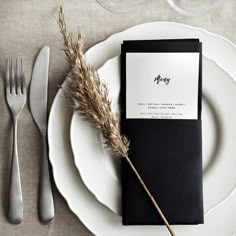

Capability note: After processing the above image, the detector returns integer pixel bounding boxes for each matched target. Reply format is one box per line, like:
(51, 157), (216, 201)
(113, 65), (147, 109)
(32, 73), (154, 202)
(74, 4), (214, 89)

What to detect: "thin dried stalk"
(58, 6), (175, 236)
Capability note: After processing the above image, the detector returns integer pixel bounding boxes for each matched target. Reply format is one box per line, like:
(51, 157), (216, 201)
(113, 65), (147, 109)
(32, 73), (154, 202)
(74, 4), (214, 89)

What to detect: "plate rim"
(48, 21), (236, 236)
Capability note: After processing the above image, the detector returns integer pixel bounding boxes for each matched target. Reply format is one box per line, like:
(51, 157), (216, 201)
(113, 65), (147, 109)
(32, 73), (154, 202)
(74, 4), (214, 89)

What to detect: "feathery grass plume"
(58, 6), (129, 159)
(58, 6), (175, 236)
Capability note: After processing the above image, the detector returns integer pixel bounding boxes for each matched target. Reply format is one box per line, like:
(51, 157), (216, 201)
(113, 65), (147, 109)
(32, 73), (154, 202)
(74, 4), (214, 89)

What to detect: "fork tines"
(6, 59), (26, 95)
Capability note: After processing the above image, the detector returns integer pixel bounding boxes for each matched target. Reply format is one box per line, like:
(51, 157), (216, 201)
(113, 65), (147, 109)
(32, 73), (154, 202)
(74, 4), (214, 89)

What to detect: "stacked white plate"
(48, 22), (236, 236)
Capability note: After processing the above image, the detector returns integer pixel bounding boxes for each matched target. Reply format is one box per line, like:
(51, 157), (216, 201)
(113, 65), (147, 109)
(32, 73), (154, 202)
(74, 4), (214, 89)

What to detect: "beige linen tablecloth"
(0, 0), (236, 235)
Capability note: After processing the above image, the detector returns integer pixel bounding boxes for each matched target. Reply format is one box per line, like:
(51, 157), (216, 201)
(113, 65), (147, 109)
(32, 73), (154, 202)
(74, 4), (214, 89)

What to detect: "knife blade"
(30, 46), (54, 224)
(30, 47), (49, 132)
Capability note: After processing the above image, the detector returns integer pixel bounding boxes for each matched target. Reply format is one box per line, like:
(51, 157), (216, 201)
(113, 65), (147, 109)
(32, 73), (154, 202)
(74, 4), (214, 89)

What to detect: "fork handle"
(39, 132), (54, 224)
(8, 118), (23, 224)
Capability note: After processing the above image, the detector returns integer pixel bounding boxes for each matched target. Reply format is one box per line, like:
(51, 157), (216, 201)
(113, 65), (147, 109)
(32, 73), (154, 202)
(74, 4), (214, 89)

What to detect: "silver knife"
(30, 46), (54, 224)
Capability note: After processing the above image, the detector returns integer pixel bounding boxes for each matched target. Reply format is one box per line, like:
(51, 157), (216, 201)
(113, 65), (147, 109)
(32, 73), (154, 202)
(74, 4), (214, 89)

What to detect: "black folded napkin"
(121, 39), (203, 225)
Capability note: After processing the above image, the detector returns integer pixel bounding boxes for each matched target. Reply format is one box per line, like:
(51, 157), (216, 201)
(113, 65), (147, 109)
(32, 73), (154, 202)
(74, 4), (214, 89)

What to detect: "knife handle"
(39, 132), (54, 224)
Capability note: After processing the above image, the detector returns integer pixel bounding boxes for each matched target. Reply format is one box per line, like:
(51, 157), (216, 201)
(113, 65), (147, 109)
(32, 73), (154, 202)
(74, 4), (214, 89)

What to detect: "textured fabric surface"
(0, 0), (235, 235)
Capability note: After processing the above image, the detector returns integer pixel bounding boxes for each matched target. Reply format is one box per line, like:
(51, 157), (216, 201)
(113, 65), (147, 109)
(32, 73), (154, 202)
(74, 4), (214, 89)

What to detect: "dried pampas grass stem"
(58, 6), (175, 236)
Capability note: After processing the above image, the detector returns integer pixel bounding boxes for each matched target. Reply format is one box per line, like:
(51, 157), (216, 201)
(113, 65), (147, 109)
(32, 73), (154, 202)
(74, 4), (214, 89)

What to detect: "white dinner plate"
(48, 22), (236, 235)
(70, 55), (236, 217)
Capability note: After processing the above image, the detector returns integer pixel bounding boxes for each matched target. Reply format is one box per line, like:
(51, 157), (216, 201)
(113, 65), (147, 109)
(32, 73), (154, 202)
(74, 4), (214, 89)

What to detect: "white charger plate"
(48, 22), (236, 235)
(70, 55), (236, 217)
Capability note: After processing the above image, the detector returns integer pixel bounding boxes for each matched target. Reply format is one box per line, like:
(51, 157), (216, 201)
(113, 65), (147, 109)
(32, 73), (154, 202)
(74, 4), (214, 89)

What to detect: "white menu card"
(126, 52), (200, 119)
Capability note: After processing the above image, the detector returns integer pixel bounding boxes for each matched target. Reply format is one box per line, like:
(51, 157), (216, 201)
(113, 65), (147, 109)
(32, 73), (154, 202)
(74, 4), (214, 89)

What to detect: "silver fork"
(6, 59), (26, 224)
